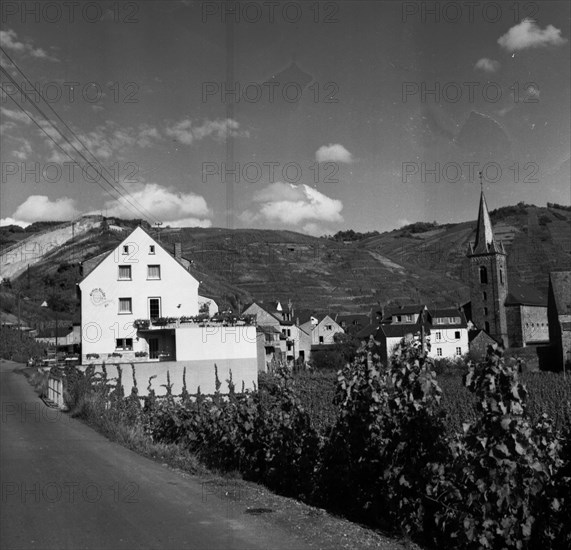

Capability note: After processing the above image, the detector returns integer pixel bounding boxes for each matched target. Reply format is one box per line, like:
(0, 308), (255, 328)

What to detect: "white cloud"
(241, 182), (343, 232)
(104, 183), (212, 227)
(397, 218), (412, 228)
(40, 121), (162, 162)
(474, 58), (500, 73)
(498, 19), (567, 51)
(9, 196), (78, 224)
(0, 29), (59, 62)
(165, 118), (248, 145)
(1, 107), (32, 125)
(0, 217), (30, 228)
(315, 143), (354, 163)
(12, 138), (32, 160)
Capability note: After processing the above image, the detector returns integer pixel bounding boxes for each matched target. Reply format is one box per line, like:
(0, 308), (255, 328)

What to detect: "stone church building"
(465, 190), (548, 349)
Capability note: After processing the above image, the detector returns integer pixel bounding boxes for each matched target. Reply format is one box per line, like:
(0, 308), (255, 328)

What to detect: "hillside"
(1, 203), (570, 327)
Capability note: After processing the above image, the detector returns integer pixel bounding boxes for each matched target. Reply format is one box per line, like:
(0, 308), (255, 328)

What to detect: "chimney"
(174, 242), (182, 259)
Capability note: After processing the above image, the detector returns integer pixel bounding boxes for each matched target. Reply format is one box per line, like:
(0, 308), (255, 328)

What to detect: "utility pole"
(420, 307), (426, 354)
(155, 222), (163, 242)
(17, 289), (22, 340)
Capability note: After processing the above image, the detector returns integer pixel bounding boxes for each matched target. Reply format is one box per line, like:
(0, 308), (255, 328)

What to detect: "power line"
(0, 60), (158, 224)
(0, 46), (159, 224)
(0, 79), (145, 220)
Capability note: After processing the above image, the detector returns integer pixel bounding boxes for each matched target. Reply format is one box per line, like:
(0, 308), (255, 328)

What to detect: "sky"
(1, 0), (570, 235)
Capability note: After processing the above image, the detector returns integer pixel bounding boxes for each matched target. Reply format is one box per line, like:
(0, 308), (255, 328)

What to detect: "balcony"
(133, 314), (257, 331)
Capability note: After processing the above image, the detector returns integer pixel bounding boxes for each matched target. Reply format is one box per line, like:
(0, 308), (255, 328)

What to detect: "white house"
(242, 301), (309, 370)
(78, 227), (258, 395)
(373, 304), (468, 363)
(299, 314), (344, 346)
(427, 308), (469, 360)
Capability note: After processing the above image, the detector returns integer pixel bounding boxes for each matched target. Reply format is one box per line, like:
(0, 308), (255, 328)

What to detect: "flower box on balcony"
(133, 319), (150, 330)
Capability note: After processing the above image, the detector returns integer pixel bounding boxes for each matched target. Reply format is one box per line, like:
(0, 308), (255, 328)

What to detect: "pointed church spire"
(472, 172), (497, 254)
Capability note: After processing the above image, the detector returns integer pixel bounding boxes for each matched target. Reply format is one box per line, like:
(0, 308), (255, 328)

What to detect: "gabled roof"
(79, 226), (198, 287)
(336, 314), (370, 325)
(469, 329), (499, 345)
(549, 270), (571, 315)
(243, 302), (283, 323)
(355, 323), (379, 339)
(505, 279), (547, 307)
(429, 308), (468, 328)
(380, 323), (430, 339)
(385, 304), (427, 316)
(36, 326), (72, 338)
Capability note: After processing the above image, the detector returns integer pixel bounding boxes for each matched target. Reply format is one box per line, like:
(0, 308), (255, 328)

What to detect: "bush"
(428, 354), (567, 549)
(316, 336), (450, 536)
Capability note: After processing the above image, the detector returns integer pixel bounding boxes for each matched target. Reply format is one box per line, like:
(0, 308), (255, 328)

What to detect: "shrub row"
(60, 342), (570, 548)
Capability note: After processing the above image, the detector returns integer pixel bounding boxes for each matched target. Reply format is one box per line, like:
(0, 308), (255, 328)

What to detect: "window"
(483, 307), (488, 316)
(319, 336), (324, 344)
(118, 298), (132, 314)
(455, 331), (461, 339)
(483, 291), (487, 301)
(485, 321), (490, 333)
(456, 347), (462, 356)
(149, 298), (161, 320)
(147, 265), (161, 279)
(118, 265), (131, 280)
(149, 245), (155, 254)
(479, 266), (488, 284)
(116, 338), (133, 351)
(122, 245), (129, 255)
(500, 269), (504, 285)
(436, 348), (442, 357)
(325, 324), (332, 330)
(435, 331), (442, 341)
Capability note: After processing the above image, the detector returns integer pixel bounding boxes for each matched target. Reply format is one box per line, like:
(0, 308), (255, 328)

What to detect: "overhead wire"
(0, 55), (159, 224)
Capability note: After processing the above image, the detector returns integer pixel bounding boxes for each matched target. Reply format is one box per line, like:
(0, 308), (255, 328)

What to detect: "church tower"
(467, 181), (509, 346)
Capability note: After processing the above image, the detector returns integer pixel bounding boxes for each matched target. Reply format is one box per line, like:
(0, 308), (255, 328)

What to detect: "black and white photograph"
(1, 1), (570, 548)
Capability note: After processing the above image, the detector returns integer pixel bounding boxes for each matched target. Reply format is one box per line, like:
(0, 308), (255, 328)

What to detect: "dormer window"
(149, 245), (155, 254)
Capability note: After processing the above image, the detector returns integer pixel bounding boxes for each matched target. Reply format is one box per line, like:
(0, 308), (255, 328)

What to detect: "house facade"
(548, 271), (571, 371)
(428, 308), (469, 359)
(78, 227), (257, 394)
(299, 314), (343, 346)
(242, 301), (308, 370)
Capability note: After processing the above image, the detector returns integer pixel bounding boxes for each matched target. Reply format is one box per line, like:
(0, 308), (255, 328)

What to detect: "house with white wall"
(299, 314), (344, 346)
(242, 301), (309, 369)
(78, 226), (257, 394)
(427, 308), (469, 360)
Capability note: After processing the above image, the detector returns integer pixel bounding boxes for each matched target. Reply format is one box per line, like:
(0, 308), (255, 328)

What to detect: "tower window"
(484, 321), (490, 333)
(483, 307), (488, 316)
(483, 291), (487, 301)
(500, 269), (504, 285)
(479, 266), (488, 284)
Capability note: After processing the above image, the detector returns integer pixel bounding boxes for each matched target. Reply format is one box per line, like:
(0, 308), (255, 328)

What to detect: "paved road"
(0, 360), (309, 550)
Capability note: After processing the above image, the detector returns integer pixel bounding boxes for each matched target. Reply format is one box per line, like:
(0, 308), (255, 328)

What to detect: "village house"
(242, 300), (309, 371)
(298, 313), (343, 346)
(35, 324), (81, 349)
(78, 226), (257, 395)
(548, 270), (571, 372)
(428, 308), (469, 360)
(355, 304), (468, 363)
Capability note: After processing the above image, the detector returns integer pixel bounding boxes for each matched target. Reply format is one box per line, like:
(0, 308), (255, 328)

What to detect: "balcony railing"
(133, 314), (257, 331)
